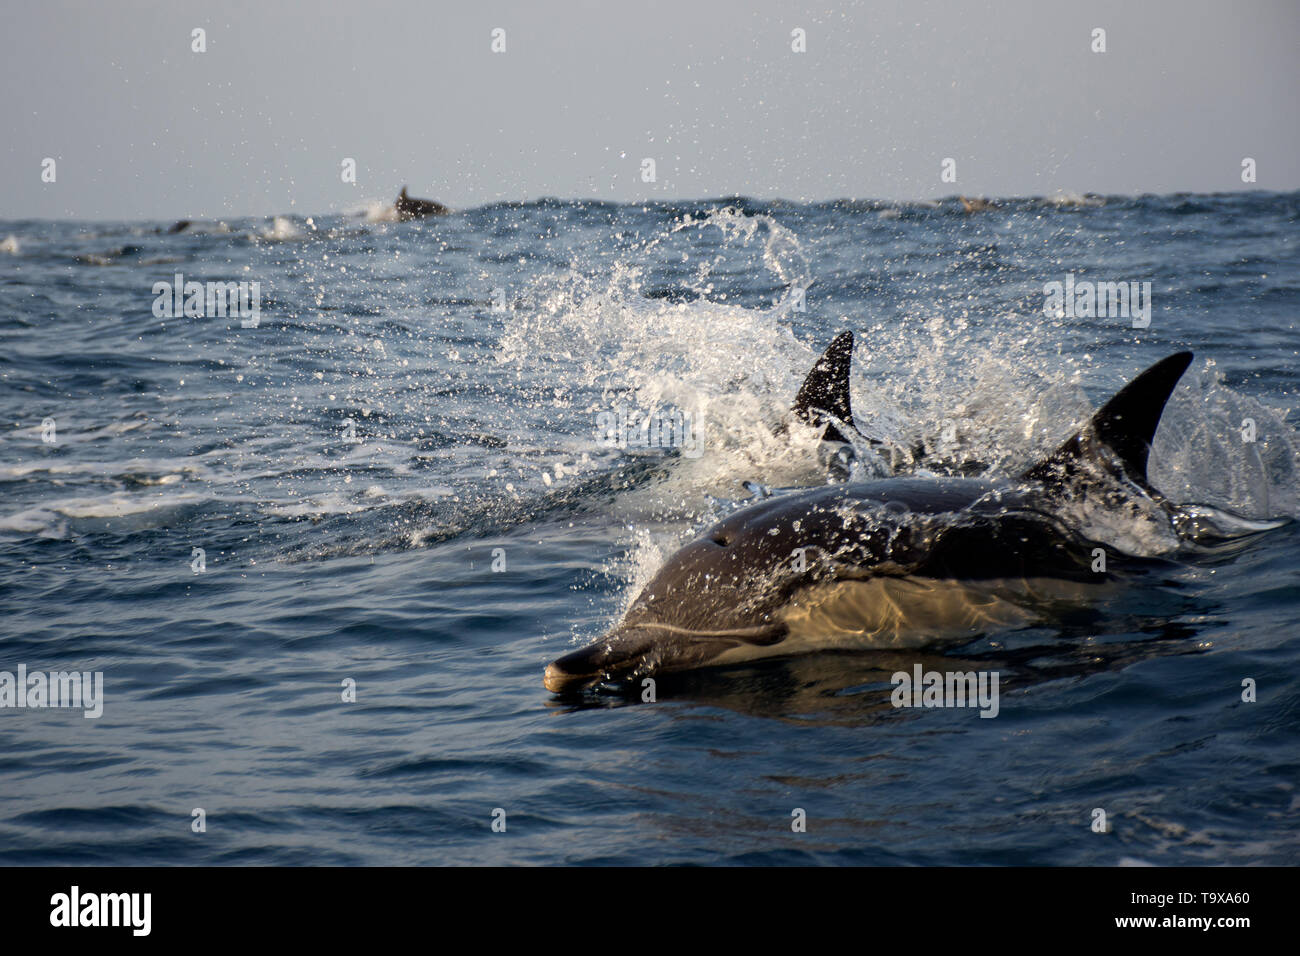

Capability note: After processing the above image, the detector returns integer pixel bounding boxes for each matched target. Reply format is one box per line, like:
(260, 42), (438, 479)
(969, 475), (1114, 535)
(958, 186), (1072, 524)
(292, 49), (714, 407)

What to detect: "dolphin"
(394, 186), (450, 220)
(785, 329), (916, 477)
(543, 341), (1254, 693)
(787, 330), (972, 478)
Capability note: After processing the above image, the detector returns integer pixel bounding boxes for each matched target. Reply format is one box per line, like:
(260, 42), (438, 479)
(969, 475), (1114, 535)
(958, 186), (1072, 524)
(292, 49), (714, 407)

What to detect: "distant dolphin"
(394, 186), (450, 220)
(543, 342), (1279, 692)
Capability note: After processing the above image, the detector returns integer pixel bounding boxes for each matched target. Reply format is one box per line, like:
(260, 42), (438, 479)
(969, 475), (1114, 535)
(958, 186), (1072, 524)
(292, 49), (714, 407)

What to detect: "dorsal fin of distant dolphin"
(792, 331), (856, 444)
(1023, 351), (1194, 492)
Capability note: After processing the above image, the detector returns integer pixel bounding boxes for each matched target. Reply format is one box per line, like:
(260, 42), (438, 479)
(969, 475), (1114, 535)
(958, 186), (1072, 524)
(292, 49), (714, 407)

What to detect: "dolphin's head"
(543, 499), (836, 693)
(543, 614), (792, 693)
(543, 623), (719, 692)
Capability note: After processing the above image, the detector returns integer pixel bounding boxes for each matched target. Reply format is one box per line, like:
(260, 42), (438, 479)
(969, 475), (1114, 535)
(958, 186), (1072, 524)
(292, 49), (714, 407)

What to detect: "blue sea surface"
(0, 192), (1296, 865)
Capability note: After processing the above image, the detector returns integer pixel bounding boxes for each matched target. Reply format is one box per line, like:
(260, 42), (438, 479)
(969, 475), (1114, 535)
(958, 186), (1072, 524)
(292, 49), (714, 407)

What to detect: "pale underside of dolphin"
(544, 336), (1215, 693)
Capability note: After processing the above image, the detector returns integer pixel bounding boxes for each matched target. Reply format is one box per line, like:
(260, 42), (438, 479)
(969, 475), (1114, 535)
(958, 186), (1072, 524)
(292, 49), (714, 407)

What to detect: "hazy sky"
(3, 0), (1297, 219)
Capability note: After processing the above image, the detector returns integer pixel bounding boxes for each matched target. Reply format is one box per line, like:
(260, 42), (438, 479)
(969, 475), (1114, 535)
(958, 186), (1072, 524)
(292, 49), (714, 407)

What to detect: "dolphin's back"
(703, 477), (1095, 585)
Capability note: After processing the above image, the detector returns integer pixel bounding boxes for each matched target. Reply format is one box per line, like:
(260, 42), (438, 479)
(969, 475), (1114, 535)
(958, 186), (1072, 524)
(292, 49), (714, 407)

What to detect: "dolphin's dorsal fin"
(399, 186), (408, 199)
(792, 331), (855, 443)
(1023, 351), (1194, 490)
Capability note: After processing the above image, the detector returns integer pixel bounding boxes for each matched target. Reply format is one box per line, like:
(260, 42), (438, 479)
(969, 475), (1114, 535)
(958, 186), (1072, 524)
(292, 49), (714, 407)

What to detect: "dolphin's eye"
(710, 533), (729, 546)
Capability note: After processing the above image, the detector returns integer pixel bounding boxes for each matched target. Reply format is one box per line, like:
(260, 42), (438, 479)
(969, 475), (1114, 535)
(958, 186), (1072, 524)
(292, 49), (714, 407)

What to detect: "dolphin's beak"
(543, 627), (661, 693)
(543, 659), (589, 693)
(543, 623), (757, 692)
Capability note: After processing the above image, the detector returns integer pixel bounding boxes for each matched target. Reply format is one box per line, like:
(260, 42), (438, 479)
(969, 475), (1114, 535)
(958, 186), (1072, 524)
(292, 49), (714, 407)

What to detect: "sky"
(2, 0), (1297, 219)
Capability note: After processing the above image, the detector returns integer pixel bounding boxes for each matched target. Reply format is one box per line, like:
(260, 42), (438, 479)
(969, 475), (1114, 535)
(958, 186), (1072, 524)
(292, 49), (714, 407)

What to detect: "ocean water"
(0, 192), (1296, 865)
